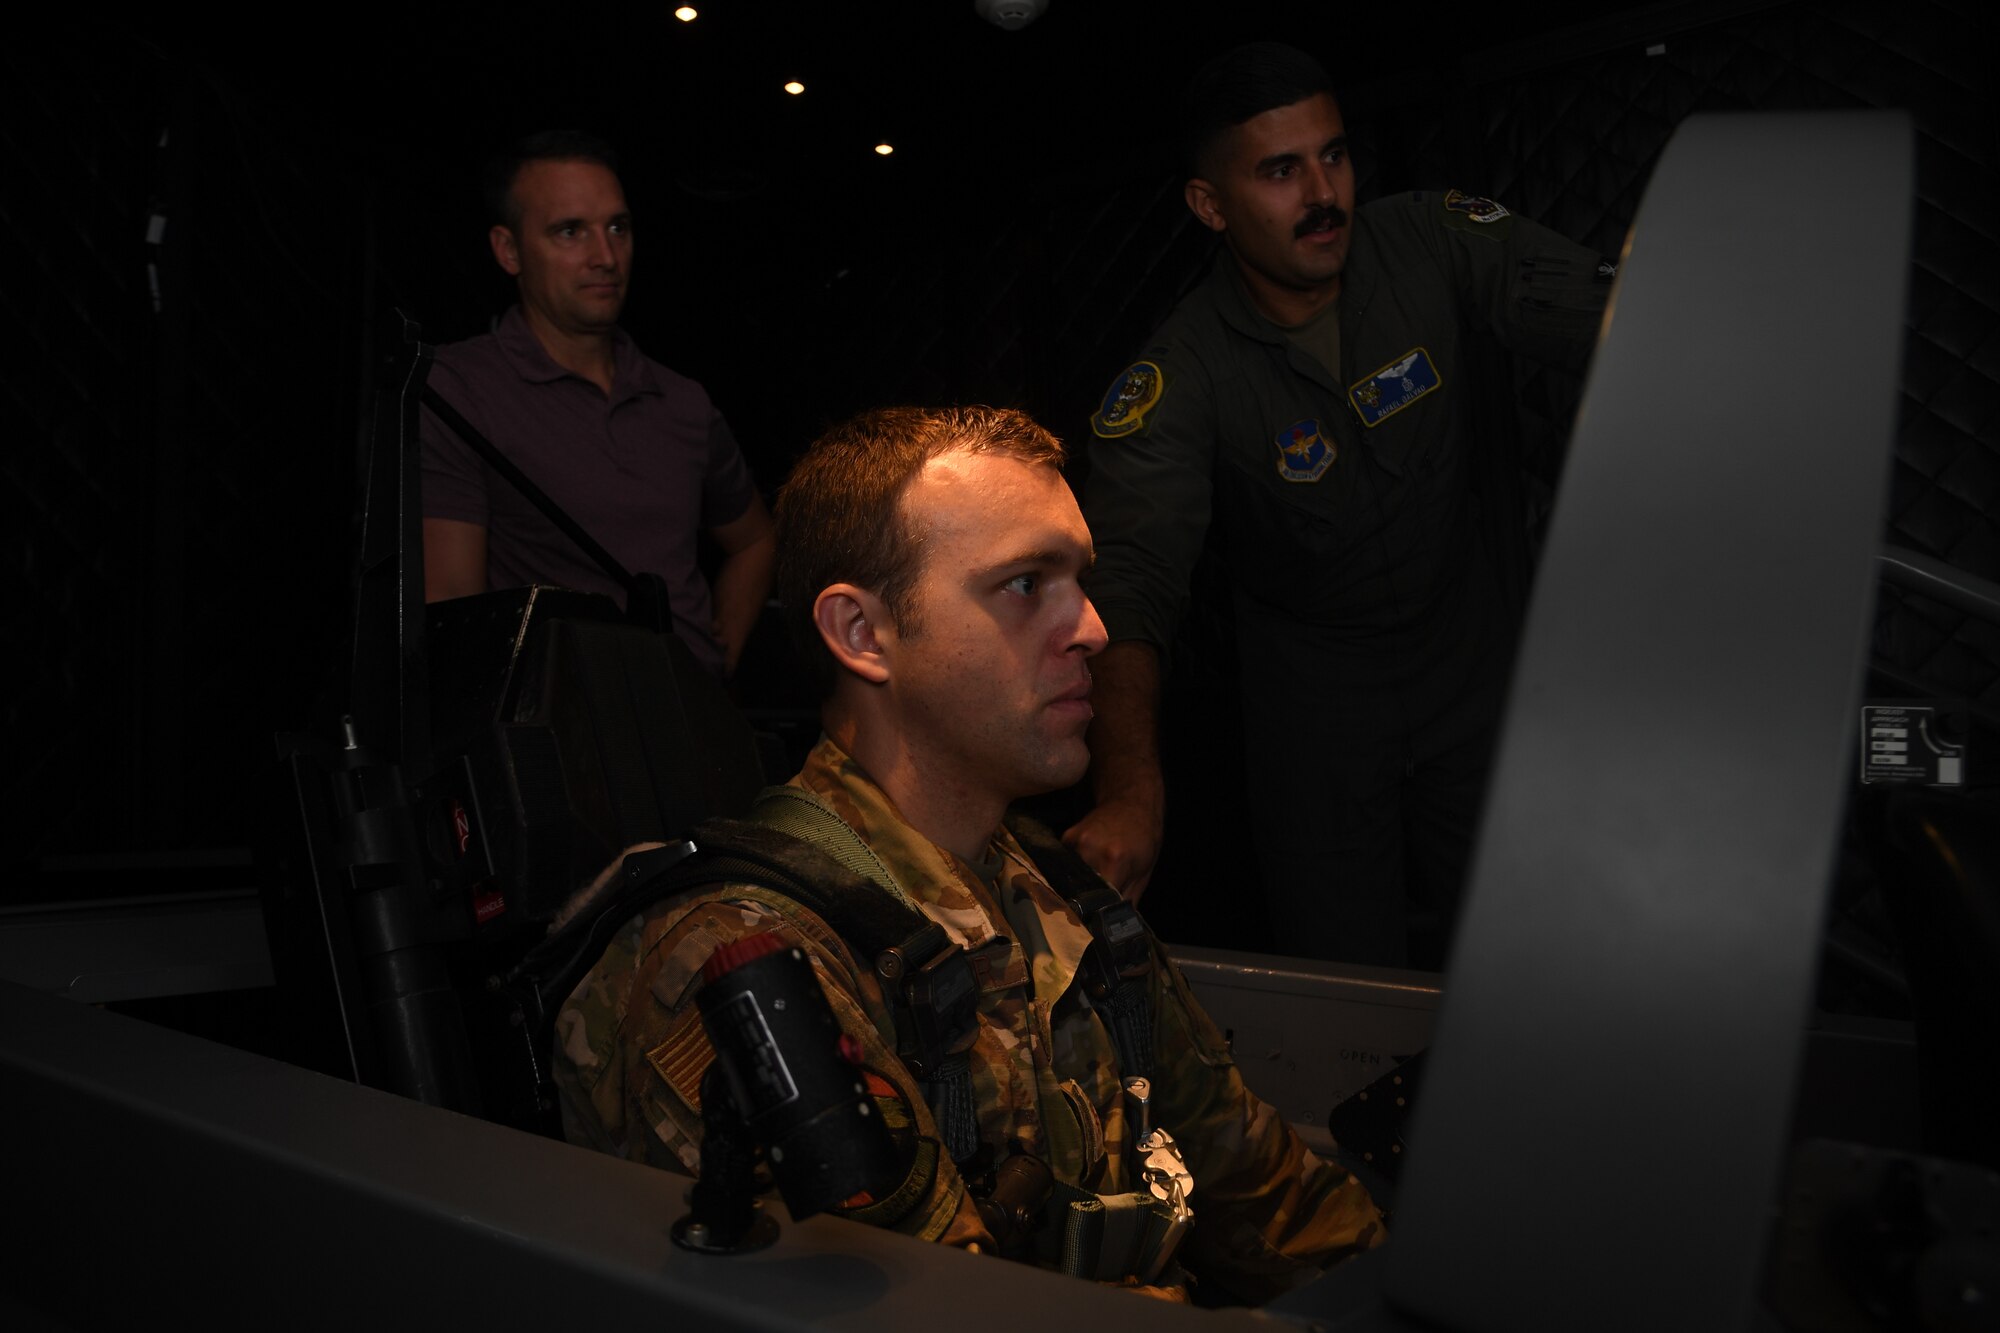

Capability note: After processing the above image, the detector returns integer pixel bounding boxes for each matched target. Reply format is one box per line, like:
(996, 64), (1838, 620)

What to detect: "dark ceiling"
(141, 0), (1636, 336)
(133, 0), (1653, 387)
(235, 0), (1625, 193)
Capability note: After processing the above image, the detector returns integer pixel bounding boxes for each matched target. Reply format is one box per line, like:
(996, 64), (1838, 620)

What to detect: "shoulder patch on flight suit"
(1443, 189), (1510, 224)
(1092, 361), (1164, 439)
(1274, 418), (1335, 482)
(1348, 348), (1442, 428)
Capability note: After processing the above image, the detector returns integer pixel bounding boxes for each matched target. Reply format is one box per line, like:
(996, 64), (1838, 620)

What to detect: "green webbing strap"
(1056, 1186), (1183, 1283)
(1106, 983), (1156, 1083)
(1061, 1196), (1104, 1277)
(750, 786), (924, 916)
(839, 1138), (951, 1239)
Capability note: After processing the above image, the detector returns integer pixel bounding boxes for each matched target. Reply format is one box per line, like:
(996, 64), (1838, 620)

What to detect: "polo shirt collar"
(493, 305), (660, 401)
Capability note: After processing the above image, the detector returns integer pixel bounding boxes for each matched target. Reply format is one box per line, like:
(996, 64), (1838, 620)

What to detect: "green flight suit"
(1085, 190), (1611, 964)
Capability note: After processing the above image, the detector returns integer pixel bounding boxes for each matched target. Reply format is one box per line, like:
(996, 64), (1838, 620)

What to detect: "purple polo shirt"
(419, 306), (759, 676)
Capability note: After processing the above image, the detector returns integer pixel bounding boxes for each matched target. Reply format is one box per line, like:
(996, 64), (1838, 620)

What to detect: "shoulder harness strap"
(1003, 812), (1158, 1081)
(746, 786), (923, 915)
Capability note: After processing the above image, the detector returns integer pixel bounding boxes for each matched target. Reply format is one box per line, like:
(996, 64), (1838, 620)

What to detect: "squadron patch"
(1091, 361), (1165, 439)
(1443, 189), (1510, 224)
(1274, 418), (1335, 482)
(1348, 347), (1442, 428)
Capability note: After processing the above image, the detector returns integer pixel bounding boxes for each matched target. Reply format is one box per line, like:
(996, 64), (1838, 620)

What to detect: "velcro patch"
(1443, 189), (1510, 224)
(1274, 418), (1335, 482)
(1092, 361), (1164, 439)
(1348, 347), (1442, 428)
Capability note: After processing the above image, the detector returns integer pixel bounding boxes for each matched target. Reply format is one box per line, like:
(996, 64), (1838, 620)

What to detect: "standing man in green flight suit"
(1065, 43), (1615, 967)
(553, 405), (1384, 1302)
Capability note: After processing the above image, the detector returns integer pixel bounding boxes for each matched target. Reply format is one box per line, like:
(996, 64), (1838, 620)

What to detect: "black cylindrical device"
(696, 931), (902, 1219)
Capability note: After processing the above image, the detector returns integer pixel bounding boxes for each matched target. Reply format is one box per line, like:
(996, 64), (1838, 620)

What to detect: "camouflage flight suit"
(553, 735), (1384, 1302)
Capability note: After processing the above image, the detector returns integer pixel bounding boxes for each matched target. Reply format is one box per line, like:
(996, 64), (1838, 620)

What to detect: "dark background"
(5, 0), (1995, 929)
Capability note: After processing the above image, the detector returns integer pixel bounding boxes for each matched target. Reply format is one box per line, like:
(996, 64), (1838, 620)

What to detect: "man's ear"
(489, 225), (522, 276)
(1185, 178), (1228, 234)
(813, 584), (892, 685)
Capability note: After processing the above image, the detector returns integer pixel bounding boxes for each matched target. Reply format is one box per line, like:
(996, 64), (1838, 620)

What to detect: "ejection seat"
(276, 316), (771, 1135)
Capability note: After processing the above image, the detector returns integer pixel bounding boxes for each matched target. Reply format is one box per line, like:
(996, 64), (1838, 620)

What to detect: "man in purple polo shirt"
(420, 130), (775, 678)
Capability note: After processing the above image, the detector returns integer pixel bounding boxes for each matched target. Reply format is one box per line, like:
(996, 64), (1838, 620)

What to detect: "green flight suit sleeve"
(1426, 193), (1612, 371)
(1081, 345), (1220, 655)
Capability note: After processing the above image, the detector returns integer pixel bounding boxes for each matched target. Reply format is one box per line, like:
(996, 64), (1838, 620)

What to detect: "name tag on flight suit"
(1348, 347), (1441, 428)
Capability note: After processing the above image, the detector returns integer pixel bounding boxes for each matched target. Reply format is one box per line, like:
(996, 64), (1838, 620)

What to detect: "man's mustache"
(1295, 204), (1349, 238)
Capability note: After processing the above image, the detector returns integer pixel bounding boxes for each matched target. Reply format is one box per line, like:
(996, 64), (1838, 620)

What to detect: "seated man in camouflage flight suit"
(552, 405), (1383, 1301)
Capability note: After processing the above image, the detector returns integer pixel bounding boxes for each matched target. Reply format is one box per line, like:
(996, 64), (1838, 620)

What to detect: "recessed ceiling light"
(874, 143), (894, 156)
(674, 6), (697, 21)
(784, 81), (805, 95)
